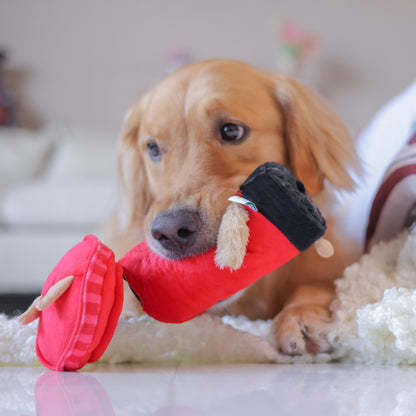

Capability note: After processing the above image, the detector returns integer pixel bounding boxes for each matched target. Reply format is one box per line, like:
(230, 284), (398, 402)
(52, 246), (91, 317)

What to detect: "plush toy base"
(36, 236), (124, 371)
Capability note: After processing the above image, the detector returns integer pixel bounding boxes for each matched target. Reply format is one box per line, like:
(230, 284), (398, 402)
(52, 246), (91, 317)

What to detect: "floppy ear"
(117, 97), (151, 231)
(274, 75), (359, 194)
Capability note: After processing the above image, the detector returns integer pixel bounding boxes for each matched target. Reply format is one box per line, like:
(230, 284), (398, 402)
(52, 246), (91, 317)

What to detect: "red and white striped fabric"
(365, 128), (416, 251)
(36, 235), (124, 371)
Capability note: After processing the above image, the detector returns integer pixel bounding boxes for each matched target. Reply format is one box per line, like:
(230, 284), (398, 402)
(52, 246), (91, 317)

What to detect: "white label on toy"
(228, 196), (258, 212)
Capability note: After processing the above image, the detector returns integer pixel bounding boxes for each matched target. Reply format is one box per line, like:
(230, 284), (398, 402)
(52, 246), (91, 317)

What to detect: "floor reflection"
(2, 364), (416, 415)
(35, 371), (115, 416)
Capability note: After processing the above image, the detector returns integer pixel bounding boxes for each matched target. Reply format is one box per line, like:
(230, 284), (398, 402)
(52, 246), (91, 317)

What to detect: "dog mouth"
(147, 207), (219, 260)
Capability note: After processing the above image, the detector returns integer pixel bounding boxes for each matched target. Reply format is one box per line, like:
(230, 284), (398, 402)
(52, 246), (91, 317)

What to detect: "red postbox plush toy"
(19, 162), (332, 371)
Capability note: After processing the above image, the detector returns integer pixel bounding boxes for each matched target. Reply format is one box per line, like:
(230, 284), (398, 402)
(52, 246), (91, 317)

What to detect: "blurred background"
(0, 0), (415, 312)
(1, 0), (415, 132)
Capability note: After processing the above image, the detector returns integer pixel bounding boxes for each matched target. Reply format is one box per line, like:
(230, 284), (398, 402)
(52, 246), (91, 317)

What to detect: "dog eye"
(146, 142), (161, 161)
(220, 123), (246, 143)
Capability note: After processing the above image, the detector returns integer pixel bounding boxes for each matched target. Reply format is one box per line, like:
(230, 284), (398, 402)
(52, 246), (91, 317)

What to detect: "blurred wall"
(0, 0), (415, 135)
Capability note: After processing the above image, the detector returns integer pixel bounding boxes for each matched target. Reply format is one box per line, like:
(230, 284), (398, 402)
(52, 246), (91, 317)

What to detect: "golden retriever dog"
(109, 59), (360, 355)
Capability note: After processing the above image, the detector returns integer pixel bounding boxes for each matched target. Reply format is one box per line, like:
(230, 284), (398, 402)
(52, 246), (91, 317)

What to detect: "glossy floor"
(2, 363), (416, 415)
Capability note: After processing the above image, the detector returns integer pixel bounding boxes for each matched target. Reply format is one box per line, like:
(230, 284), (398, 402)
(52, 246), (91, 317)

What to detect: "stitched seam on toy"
(56, 241), (100, 370)
(59, 240), (111, 369)
(53, 237), (98, 370)
(67, 246), (100, 368)
(65, 243), (110, 369)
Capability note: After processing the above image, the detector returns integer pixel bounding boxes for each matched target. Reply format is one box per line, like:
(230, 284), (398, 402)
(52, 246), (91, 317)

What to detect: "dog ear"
(274, 75), (359, 194)
(117, 97), (151, 231)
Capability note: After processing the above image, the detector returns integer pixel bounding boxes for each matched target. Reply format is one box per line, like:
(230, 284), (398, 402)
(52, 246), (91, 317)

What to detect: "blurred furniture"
(0, 126), (118, 300)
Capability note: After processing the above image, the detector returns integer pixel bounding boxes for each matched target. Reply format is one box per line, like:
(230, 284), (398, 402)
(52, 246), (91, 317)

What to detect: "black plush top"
(240, 162), (326, 252)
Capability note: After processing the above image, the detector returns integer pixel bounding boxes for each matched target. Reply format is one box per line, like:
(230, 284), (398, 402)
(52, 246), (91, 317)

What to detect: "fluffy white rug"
(1, 230), (415, 367)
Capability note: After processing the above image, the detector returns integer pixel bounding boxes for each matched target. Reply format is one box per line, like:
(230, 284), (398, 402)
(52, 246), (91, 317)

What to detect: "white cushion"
(43, 128), (118, 184)
(0, 127), (119, 226)
(0, 127), (56, 186)
(1, 181), (117, 227)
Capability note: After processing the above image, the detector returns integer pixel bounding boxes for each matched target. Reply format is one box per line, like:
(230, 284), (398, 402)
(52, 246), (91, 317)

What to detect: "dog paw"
(271, 304), (333, 355)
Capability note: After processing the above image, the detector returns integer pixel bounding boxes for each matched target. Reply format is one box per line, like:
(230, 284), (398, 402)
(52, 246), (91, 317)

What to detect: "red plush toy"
(19, 162), (332, 371)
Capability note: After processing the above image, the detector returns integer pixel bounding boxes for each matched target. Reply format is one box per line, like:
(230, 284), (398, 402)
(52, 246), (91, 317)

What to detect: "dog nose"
(151, 209), (201, 254)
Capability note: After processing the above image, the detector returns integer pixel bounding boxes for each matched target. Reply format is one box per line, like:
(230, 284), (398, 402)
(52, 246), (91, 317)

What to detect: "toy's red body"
(120, 208), (299, 323)
(25, 162), (328, 371)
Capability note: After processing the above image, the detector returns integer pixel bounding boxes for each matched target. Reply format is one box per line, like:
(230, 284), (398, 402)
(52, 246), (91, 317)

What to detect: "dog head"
(117, 59), (357, 259)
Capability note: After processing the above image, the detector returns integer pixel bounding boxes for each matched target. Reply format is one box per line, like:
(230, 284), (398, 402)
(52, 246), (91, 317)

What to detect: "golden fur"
(109, 59), (360, 355)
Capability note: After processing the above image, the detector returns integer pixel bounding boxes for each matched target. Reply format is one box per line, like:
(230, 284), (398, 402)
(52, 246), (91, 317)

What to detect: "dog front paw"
(271, 304), (333, 355)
